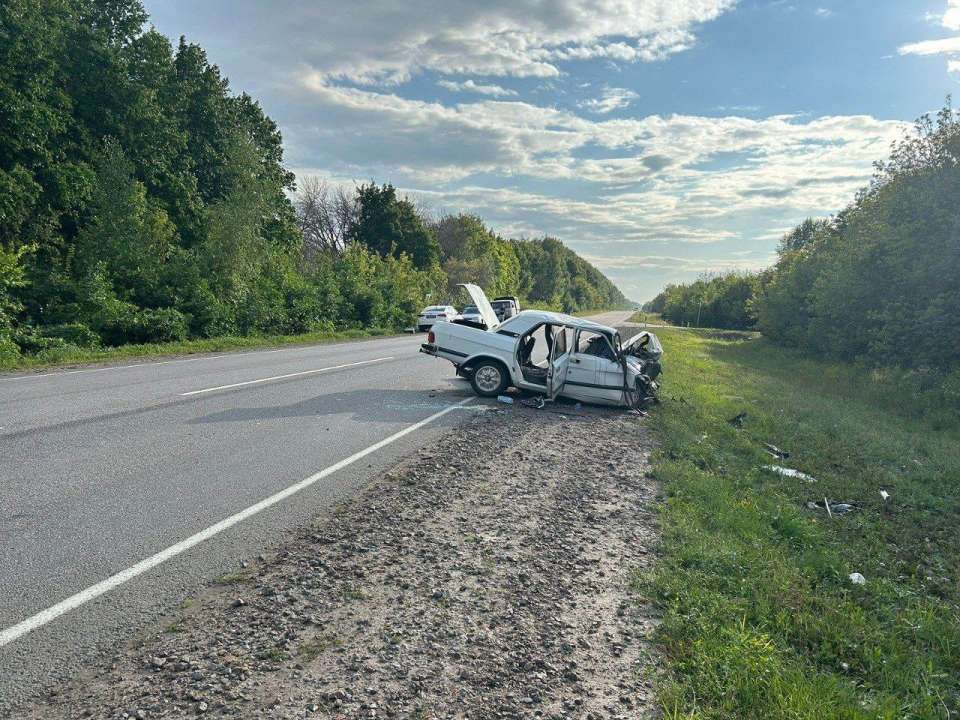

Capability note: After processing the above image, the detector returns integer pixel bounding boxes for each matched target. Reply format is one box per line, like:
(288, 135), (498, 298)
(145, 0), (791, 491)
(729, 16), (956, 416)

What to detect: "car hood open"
(458, 283), (500, 330)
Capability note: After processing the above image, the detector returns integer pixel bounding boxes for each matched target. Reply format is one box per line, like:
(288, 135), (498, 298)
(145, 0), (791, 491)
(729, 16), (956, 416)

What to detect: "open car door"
(457, 283), (500, 330)
(545, 325), (572, 399)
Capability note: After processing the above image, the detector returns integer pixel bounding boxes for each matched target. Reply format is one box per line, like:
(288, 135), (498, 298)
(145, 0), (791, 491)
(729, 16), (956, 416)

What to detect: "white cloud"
(290, 77), (905, 298)
(295, 76), (903, 192)
(437, 79), (517, 97)
(898, 36), (960, 56)
(578, 86), (640, 114)
(153, 0), (738, 86)
(944, 0), (960, 30)
(580, 253), (772, 273)
(814, 8), (834, 18)
(899, 1), (960, 73)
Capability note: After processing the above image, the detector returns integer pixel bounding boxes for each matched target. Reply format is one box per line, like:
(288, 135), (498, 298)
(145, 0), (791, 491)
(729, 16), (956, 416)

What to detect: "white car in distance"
(416, 305), (459, 332)
(421, 284), (662, 408)
(458, 304), (485, 326)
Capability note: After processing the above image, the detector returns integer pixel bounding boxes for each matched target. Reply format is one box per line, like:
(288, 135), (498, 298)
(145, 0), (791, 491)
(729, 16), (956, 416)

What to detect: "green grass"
(628, 310), (671, 325)
(0, 326), (400, 373)
(640, 328), (959, 719)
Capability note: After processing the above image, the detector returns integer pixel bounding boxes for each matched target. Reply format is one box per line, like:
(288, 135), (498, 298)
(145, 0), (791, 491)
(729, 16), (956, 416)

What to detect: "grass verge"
(640, 328), (959, 719)
(0, 326), (401, 374)
(628, 311), (670, 325)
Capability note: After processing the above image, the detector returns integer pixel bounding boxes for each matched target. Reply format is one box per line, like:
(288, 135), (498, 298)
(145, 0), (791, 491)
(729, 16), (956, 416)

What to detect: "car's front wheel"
(469, 359), (508, 397)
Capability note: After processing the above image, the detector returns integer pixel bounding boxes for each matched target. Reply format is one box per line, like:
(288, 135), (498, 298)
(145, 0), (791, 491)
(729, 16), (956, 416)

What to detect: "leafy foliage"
(755, 102), (960, 375)
(645, 273), (759, 330)
(644, 101), (960, 388)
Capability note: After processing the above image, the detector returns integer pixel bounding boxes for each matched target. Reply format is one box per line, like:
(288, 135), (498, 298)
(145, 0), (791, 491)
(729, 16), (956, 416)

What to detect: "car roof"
(504, 310), (617, 336)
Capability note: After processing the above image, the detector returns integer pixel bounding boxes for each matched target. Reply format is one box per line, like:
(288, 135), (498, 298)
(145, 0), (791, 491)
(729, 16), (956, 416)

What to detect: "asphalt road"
(581, 310), (635, 328)
(0, 333), (482, 711)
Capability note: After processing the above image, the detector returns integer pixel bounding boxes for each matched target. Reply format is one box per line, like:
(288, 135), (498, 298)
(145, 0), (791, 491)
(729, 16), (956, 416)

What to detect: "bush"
(129, 308), (190, 344)
(41, 322), (101, 348)
(0, 337), (20, 366)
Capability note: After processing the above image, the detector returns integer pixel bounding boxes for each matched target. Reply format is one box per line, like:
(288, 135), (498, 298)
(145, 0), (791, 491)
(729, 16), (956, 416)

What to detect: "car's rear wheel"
(470, 360), (508, 397)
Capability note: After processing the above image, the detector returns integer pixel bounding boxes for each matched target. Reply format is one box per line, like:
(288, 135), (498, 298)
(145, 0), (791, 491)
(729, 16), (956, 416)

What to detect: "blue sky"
(144, 0), (959, 301)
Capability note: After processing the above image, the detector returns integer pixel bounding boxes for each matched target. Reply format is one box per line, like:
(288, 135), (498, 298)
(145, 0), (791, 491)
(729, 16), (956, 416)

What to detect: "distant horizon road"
(0, 310), (634, 711)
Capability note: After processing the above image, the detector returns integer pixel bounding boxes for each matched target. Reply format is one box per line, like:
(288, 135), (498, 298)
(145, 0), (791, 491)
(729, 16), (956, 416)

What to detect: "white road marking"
(179, 357), (395, 396)
(0, 335), (413, 383)
(0, 396), (475, 648)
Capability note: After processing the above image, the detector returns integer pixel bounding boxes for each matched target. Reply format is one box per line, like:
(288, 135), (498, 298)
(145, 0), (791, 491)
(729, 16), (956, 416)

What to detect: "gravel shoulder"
(15, 399), (661, 719)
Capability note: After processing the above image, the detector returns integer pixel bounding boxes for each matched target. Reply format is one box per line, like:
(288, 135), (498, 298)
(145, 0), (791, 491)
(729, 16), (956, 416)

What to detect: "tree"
(295, 177), (355, 258)
(348, 183), (440, 270)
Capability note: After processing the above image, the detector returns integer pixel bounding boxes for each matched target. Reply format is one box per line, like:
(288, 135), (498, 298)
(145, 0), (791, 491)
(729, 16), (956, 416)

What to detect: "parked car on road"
(421, 284), (662, 408)
(491, 296), (520, 321)
(457, 304), (485, 326)
(416, 305), (458, 332)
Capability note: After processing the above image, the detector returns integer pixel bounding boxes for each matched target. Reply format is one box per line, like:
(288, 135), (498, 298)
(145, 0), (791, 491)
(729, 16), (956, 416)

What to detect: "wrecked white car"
(420, 284), (662, 409)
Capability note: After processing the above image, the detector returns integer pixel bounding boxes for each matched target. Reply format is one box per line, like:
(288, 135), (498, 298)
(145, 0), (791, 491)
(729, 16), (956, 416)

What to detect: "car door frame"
(562, 328), (626, 405)
(546, 323), (573, 399)
(513, 321), (571, 393)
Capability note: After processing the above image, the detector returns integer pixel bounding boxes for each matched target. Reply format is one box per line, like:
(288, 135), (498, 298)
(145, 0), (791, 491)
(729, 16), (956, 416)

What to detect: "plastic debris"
(880, 489), (890, 501)
(848, 572), (866, 585)
(764, 443), (790, 460)
(497, 395), (514, 404)
(763, 465), (816, 483)
(806, 499), (858, 515)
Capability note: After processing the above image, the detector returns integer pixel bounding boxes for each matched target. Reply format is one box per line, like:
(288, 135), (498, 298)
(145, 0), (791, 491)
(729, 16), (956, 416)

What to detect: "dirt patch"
(19, 401), (661, 719)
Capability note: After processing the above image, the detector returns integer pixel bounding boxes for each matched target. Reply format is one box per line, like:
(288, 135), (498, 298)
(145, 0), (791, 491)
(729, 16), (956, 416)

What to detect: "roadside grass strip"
(0, 327), (400, 375)
(638, 328), (959, 719)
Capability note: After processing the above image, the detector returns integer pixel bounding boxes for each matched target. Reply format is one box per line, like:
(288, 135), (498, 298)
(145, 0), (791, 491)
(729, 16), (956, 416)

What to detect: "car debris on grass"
(762, 465), (817, 482)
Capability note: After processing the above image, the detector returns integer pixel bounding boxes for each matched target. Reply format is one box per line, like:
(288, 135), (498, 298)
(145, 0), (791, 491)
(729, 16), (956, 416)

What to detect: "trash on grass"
(880, 489), (890, 501)
(497, 395), (514, 405)
(806, 499), (859, 516)
(848, 572), (866, 585)
(764, 443), (790, 460)
(763, 465), (816, 483)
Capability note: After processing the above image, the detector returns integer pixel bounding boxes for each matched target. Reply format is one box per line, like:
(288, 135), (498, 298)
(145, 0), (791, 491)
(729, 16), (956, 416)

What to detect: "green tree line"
(644, 101), (960, 388)
(0, 0), (627, 366)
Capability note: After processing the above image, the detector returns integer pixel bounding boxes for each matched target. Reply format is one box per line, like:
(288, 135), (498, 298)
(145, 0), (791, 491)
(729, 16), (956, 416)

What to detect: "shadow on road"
(188, 384), (475, 426)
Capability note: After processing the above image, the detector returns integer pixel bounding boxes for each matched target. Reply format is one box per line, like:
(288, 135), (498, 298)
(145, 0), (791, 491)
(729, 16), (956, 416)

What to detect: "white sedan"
(416, 305), (459, 332)
(420, 284), (662, 408)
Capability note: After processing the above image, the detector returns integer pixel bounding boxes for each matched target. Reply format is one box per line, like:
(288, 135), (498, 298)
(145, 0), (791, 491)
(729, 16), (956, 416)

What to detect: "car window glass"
(577, 330), (615, 361)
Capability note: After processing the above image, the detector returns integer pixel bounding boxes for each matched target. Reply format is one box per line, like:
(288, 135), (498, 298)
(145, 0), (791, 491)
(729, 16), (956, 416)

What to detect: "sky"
(144, 0), (959, 302)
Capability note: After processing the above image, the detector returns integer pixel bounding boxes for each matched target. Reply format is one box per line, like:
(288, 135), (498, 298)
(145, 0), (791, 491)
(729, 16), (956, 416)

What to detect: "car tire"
(469, 359), (508, 397)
